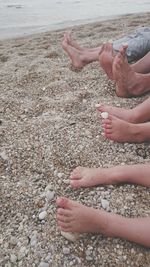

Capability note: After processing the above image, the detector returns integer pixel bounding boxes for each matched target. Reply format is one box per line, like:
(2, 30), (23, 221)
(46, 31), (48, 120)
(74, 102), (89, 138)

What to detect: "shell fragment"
(95, 104), (100, 108)
(101, 112), (109, 119)
(61, 231), (79, 242)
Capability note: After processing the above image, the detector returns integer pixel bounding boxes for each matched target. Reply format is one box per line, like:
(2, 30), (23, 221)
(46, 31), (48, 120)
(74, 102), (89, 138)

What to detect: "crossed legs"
(57, 164), (150, 247)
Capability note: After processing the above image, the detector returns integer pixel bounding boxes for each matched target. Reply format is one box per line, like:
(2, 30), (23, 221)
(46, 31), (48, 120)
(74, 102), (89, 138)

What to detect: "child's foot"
(70, 166), (110, 188)
(97, 104), (137, 123)
(99, 43), (115, 80)
(102, 115), (146, 143)
(56, 197), (108, 233)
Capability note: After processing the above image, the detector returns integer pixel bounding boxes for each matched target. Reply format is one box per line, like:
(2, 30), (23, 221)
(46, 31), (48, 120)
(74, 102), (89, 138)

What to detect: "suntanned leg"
(97, 97), (150, 123)
(57, 197), (150, 247)
(62, 32), (102, 69)
(132, 52), (150, 74)
(102, 115), (150, 143)
(65, 31), (102, 53)
(62, 34), (115, 79)
(113, 45), (150, 97)
(70, 164), (150, 188)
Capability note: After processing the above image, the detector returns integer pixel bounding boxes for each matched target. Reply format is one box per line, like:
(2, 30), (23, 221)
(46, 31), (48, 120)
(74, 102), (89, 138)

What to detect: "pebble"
(17, 246), (27, 260)
(45, 190), (55, 201)
(45, 184), (53, 191)
(30, 232), (37, 247)
(39, 261), (49, 267)
(0, 151), (8, 160)
(9, 236), (17, 246)
(61, 231), (79, 242)
(95, 103), (100, 108)
(39, 211), (47, 220)
(63, 247), (70, 255)
(63, 179), (70, 185)
(57, 172), (63, 179)
(101, 199), (109, 209)
(101, 112), (109, 119)
(10, 254), (17, 263)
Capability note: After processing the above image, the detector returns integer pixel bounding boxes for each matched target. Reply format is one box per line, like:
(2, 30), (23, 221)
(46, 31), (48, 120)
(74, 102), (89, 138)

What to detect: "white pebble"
(101, 199), (109, 209)
(61, 231), (79, 242)
(45, 184), (53, 192)
(39, 211), (47, 220)
(57, 172), (63, 178)
(63, 247), (70, 255)
(95, 103), (100, 108)
(101, 112), (109, 119)
(39, 262), (49, 267)
(0, 151), (8, 160)
(45, 191), (55, 201)
(10, 254), (17, 263)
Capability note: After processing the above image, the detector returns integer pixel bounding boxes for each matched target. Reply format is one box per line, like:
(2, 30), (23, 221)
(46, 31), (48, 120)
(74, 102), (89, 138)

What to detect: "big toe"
(70, 166), (83, 179)
(70, 179), (82, 188)
(56, 197), (76, 210)
(56, 197), (70, 208)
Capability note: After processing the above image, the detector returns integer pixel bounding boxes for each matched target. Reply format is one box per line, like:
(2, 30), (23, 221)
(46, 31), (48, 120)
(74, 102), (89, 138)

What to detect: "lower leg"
(70, 164), (150, 188)
(132, 52), (150, 74)
(57, 197), (150, 247)
(62, 33), (102, 68)
(98, 97), (150, 123)
(103, 115), (150, 143)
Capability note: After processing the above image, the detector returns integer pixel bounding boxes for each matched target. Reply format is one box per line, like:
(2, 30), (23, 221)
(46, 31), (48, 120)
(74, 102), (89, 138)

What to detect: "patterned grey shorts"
(113, 27), (150, 62)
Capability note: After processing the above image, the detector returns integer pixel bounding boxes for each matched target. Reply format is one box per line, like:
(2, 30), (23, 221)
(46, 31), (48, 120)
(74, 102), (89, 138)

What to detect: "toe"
(105, 128), (112, 134)
(57, 220), (70, 229)
(70, 180), (82, 188)
(70, 166), (82, 179)
(56, 197), (70, 208)
(57, 214), (71, 223)
(57, 208), (71, 216)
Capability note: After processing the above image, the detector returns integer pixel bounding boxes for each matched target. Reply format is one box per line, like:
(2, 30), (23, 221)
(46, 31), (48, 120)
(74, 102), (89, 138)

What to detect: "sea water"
(0, 0), (149, 39)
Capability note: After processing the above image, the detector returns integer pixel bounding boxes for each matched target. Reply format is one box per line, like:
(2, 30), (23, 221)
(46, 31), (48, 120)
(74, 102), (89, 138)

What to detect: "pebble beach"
(0, 12), (150, 267)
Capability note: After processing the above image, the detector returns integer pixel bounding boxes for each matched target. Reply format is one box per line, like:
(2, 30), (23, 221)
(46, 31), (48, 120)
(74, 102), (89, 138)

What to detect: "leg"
(113, 46), (150, 97)
(64, 31), (102, 53)
(70, 164), (150, 188)
(63, 34), (114, 78)
(102, 115), (150, 143)
(97, 97), (150, 123)
(57, 197), (150, 247)
(132, 52), (150, 74)
(62, 32), (102, 69)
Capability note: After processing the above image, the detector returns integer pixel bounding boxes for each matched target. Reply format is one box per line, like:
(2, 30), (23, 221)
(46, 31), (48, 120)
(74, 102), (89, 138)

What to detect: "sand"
(0, 12), (150, 267)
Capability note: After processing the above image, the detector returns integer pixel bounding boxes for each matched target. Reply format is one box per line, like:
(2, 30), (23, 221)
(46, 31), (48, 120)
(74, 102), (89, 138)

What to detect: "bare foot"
(70, 166), (110, 188)
(97, 104), (137, 123)
(56, 197), (108, 233)
(102, 115), (147, 143)
(64, 32), (83, 51)
(113, 45), (143, 97)
(99, 43), (115, 80)
(62, 35), (86, 69)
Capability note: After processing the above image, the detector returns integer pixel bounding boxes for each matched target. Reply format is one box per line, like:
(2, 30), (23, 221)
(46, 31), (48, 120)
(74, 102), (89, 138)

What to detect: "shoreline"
(0, 11), (149, 41)
(0, 12), (150, 266)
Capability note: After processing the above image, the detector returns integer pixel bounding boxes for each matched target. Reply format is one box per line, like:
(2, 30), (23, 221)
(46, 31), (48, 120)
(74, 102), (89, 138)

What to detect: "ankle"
(129, 108), (141, 123)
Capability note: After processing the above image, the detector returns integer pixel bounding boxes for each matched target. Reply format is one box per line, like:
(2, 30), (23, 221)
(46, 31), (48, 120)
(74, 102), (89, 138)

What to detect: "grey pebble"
(39, 262), (49, 267)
